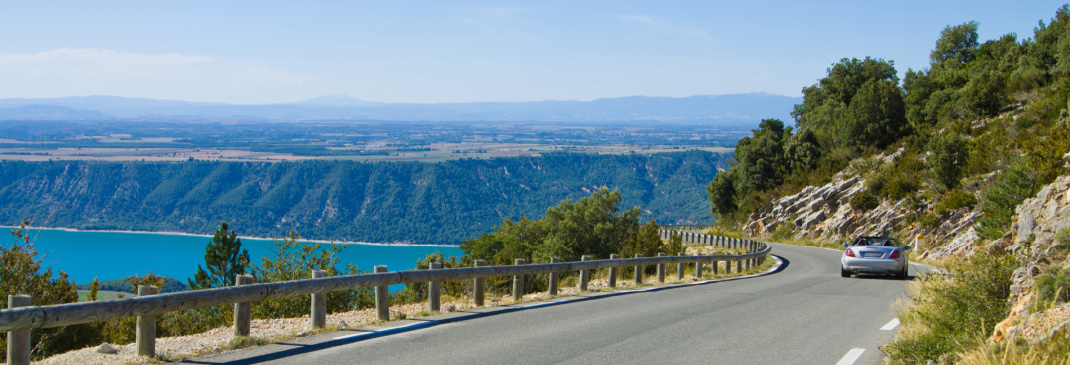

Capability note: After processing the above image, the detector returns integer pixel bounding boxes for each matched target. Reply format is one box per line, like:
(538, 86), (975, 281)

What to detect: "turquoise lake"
(20, 229), (463, 287)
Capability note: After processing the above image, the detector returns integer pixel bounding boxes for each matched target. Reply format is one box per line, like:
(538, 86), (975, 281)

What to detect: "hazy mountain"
(0, 93), (801, 126)
(0, 105), (114, 120)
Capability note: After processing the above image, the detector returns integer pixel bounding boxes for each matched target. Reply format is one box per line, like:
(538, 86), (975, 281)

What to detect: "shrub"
(885, 252), (1015, 364)
(771, 222), (796, 241)
(976, 162), (1036, 239)
(884, 176), (921, 201)
(400, 252), (473, 302)
(850, 190), (880, 211)
(250, 231), (372, 319)
(1035, 267), (1070, 304)
(918, 213), (941, 230)
(934, 188), (978, 215)
(0, 222), (101, 360)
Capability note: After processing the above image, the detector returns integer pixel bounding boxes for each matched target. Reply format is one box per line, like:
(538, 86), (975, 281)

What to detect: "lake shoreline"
(23, 226), (460, 248)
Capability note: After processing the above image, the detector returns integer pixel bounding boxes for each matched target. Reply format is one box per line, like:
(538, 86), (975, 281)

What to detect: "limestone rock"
(96, 343), (119, 355)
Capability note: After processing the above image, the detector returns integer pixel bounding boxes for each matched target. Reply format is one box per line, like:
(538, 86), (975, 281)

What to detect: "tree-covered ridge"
(0, 150), (729, 245)
(710, 5), (1070, 225)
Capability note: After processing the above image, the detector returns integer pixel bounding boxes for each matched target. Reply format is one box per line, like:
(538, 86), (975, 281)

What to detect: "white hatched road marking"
(836, 348), (865, 365)
(881, 318), (900, 331)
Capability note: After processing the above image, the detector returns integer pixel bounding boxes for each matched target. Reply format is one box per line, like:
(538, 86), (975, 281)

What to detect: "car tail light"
(889, 250), (901, 259)
(845, 248), (855, 257)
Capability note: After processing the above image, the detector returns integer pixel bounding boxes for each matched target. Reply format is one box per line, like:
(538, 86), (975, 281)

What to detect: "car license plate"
(863, 252), (884, 258)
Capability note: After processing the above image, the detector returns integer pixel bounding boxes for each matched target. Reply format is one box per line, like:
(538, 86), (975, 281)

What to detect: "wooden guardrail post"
(547, 258), (558, 296)
(657, 253), (666, 283)
(311, 270), (327, 329)
(724, 256), (732, 274)
(374, 265), (389, 321)
(579, 255), (591, 291)
(677, 253), (686, 280)
(736, 258), (743, 273)
(474, 260), (487, 305)
(608, 254), (619, 288)
(712, 258), (718, 275)
(429, 262), (442, 311)
(695, 258), (703, 279)
(233, 274), (254, 337)
(512, 259), (525, 301)
(7, 295), (30, 365)
(136, 284), (159, 358)
(634, 254), (644, 285)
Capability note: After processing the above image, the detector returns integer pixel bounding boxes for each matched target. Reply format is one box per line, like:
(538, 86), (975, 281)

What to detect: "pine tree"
(188, 222), (250, 289)
(88, 276), (99, 301)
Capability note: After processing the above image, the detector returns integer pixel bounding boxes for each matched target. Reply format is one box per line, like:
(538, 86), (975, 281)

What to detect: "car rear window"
(854, 238), (900, 246)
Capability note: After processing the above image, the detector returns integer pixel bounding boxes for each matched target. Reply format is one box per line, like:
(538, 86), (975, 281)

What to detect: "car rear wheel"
(841, 266), (851, 278)
(896, 266), (908, 280)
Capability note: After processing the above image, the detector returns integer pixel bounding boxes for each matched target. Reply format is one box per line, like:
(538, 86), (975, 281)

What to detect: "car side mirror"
(904, 246), (912, 250)
(843, 243), (850, 248)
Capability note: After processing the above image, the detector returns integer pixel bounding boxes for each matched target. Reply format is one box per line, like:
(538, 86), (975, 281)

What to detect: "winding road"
(186, 242), (929, 365)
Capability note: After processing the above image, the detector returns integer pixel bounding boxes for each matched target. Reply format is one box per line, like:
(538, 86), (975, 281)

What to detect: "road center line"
(836, 348), (865, 365)
(881, 318), (900, 331)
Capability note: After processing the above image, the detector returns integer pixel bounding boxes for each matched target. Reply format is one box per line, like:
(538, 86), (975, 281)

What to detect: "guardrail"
(659, 224), (716, 231)
(1, 234), (771, 364)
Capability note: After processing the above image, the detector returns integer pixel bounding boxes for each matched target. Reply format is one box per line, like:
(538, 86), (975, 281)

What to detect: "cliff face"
(743, 153), (981, 258)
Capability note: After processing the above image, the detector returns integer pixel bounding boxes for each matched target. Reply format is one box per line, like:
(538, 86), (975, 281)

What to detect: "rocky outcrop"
(744, 161), (981, 258)
(1004, 174), (1070, 304)
(991, 173), (1070, 343)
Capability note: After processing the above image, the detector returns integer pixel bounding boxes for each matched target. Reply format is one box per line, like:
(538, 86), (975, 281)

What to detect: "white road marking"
(881, 318), (900, 331)
(836, 348), (865, 365)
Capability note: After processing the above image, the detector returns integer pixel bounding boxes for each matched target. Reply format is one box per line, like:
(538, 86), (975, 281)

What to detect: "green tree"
(88, 276), (99, 301)
(733, 119), (789, 193)
(844, 79), (907, 149)
(931, 21), (980, 66)
(622, 219), (664, 260)
(962, 68), (1007, 117)
(706, 171), (737, 218)
(929, 133), (970, 191)
(783, 127), (822, 172)
(793, 57), (901, 150)
(189, 222), (250, 290)
(535, 188), (641, 262)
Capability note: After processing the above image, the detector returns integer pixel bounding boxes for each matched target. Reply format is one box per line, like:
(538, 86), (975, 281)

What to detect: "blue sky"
(0, 1), (1066, 104)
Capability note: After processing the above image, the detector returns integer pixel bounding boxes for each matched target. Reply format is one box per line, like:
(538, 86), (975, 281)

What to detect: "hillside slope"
(0, 151), (728, 244)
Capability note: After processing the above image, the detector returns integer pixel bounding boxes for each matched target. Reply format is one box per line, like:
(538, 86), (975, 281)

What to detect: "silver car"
(840, 236), (911, 279)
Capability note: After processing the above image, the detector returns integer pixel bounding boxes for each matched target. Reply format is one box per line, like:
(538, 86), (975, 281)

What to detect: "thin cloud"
(0, 48), (213, 67)
(477, 7), (531, 18)
(617, 14), (710, 39)
(0, 49), (327, 103)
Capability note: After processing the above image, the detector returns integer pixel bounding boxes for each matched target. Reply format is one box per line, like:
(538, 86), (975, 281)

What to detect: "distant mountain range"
(0, 93), (801, 126)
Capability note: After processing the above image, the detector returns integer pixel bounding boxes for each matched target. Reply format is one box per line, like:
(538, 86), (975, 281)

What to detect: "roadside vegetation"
(1, 186), (743, 361)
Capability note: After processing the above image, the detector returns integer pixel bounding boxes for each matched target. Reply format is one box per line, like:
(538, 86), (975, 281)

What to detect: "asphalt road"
(187, 243), (929, 365)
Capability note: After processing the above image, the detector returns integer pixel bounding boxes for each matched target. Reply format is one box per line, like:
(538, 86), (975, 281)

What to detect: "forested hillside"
(706, 5), (1070, 363)
(0, 150), (727, 244)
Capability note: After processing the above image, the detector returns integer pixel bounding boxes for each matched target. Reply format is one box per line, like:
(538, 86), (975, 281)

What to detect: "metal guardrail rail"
(1, 232), (771, 363)
(659, 224), (716, 231)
